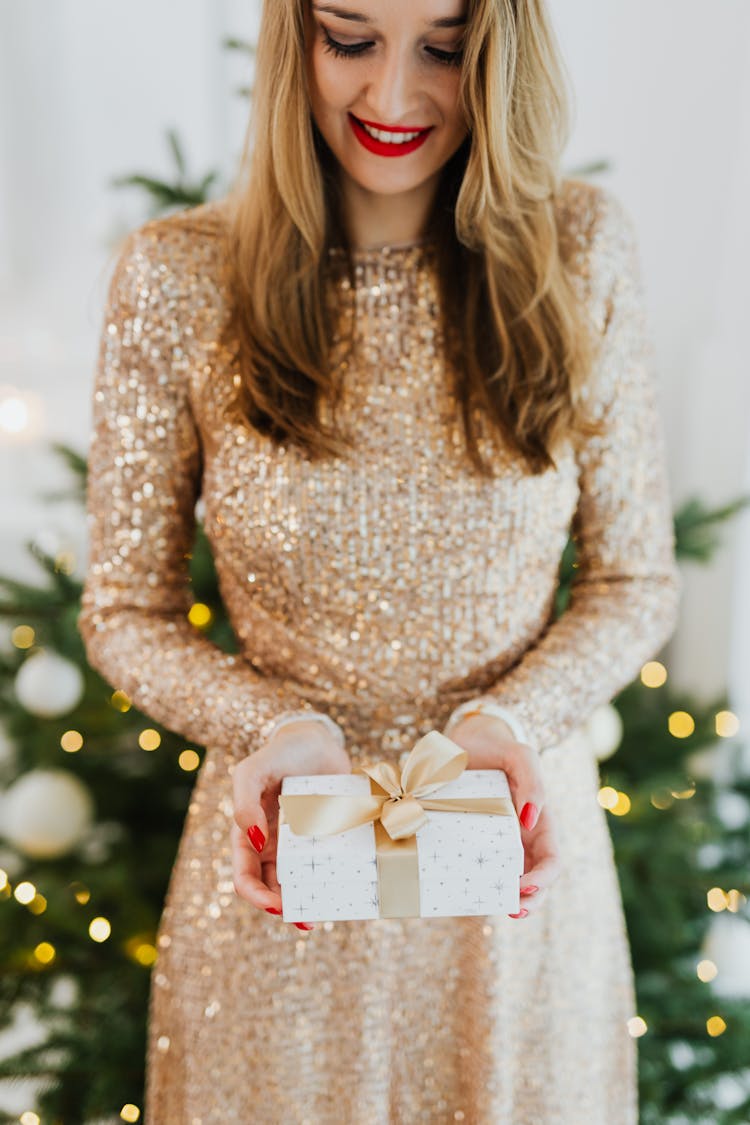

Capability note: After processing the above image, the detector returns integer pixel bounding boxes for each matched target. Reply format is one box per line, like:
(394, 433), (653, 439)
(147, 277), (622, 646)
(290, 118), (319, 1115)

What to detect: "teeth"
(359, 121), (424, 144)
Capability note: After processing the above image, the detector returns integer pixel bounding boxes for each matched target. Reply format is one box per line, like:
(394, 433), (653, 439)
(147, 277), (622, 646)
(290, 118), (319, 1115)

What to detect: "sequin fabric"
(79, 179), (681, 1124)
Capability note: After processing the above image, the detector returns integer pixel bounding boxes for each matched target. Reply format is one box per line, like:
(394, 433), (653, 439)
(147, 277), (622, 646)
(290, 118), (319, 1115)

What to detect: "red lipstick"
(349, 114), (433, 158)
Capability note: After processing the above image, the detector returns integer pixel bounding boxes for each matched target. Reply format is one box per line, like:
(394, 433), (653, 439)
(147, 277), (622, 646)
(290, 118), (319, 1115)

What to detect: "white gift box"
(276, 769), (523, 922)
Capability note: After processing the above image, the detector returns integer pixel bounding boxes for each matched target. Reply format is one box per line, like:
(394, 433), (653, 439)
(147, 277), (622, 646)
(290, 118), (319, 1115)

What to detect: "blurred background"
(0, 1), (749, 1122)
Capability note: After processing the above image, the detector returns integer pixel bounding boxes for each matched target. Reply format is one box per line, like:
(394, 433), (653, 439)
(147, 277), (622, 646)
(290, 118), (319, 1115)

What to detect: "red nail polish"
(247, 824), (265, 853)
(508, 908), (529, 918)
(294, 922), (314, 930)
(520, 803), (538, 831)
(265, 907), (282, 915)
(520, 884), (539, 896)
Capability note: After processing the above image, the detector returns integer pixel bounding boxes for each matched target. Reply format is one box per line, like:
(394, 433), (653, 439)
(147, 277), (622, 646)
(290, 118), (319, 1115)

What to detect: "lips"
(348, 114), (434, 157)
(352, 114), (431, 134)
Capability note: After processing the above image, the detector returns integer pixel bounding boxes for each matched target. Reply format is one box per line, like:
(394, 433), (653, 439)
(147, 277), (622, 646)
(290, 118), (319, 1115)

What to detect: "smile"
(348, 114), (433, 157)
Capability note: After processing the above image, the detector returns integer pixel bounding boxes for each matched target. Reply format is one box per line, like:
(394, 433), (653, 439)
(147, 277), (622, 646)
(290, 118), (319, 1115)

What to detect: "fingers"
(509, 809), (563, 920)
(499, 741), (545, 832)
(232, 752), (272, 851)
(230, 822), (281, 912)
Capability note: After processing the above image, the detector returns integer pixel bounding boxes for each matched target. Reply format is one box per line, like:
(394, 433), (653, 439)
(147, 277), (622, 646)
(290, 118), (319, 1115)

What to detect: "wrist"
(443, 698), (529, 746)
(265, 709), (345, 750)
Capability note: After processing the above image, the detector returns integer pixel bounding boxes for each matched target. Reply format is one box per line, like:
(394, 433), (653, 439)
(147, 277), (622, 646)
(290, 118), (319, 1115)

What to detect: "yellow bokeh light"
(668, 711), (695, 738)
(640, 661), (667, 688)
(70, 882), (91, 904)
(120, 1105), (141, 1123)
(14, 881), (36, 905)
(726, 889), (747, 913)
(89, 917), (112, 942)
(54, 551), (76, 575)
(34, 942), (56, 965)
(60, 730), (84, 753)
(188, 602), (213, 629)
(178, 749), (200, 772)
(0, 869), (8, 892)
(597, 786), (618, 810)
(134, 943), (158, 966)
(715, 710), (740, 738)
(650, 789), (674, 810)
(12, 625), (35, 649)
(20, 1113), (40, 1125)
(707, 887), (729, 912)
(610, 791), (632, 816)
(670, 780), (696, 799)
(706, 1015), (727, 1037)
(627, 1016), (648, 1038)
(28, 894), (47, 915)
(697, 959), (718, 982)
(138, 729), (161, 751)
(110, 689), (132, 712)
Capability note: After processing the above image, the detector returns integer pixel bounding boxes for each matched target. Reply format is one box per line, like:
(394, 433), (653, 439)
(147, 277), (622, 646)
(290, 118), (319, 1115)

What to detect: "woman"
(79, 0), (681, 1120)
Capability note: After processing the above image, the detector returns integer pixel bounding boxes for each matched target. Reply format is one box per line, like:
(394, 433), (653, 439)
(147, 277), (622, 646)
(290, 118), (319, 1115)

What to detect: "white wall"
(1, 0), (749, 714)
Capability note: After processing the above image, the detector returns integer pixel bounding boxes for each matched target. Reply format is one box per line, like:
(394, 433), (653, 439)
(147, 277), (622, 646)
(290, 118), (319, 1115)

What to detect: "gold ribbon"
(278, 730), (516, 917)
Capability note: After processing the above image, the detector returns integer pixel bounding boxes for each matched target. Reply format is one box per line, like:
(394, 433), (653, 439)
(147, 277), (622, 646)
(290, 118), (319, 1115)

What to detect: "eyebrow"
(312, 5), (467, 28)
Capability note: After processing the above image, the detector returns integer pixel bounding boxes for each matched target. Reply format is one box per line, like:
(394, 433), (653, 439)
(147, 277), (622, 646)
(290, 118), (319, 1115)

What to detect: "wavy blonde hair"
(222, 0), (605, 477)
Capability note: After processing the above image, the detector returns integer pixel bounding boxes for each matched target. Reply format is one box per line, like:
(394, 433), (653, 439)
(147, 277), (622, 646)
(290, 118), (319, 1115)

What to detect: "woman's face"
(304, 1), (470, 209)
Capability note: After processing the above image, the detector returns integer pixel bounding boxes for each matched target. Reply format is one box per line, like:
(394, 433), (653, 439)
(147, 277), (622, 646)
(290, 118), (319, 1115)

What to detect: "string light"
(20, 1112), (40, 1125)
(627, 1016), (648, 1037)
(33, 942), (56, 965)
(640, 661), (667, 688)
(14, 881), (36, 905)
(60, 730), (84, 753)
(715, 710), (740, 737)
(69, 881), (91, 904)
(178, 749), (200, 772)
(668, 711), (695, 738)
(120, 1105), (141, 1122)
(707, 887), (730, 912)
(89, 917), (111, 942)
(188, 602), (213, 629)
(11, 625), (35, 649)
(697, 959), (718, 982)
(138, 729), (161, 751)
(28, 894), (47, 915)
(706, 1015), (727, 1037)
(111, 689), (132, 712)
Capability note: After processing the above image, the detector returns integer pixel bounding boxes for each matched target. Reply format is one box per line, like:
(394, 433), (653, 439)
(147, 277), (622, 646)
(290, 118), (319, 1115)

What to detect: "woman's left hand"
(443, 712), (562, 919)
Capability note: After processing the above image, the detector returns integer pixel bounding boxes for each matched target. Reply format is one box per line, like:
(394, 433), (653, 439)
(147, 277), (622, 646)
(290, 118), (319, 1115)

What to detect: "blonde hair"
(222, 0), (605, 477)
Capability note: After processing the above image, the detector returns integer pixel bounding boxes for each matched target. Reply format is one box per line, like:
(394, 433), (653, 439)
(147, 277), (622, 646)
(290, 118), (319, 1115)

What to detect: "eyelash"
(321, 29), (463, 68)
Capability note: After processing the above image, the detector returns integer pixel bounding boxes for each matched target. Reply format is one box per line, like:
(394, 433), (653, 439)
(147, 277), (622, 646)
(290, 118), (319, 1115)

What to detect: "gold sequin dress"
(79, 180), (681, 1124)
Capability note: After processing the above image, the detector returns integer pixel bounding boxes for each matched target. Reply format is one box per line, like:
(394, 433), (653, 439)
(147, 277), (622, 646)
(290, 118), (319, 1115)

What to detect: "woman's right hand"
(231, 720), (352, 929)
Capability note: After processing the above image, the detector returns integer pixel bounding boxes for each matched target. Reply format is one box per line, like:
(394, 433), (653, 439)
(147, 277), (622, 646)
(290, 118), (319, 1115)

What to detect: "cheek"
(311, 51), (357, 111)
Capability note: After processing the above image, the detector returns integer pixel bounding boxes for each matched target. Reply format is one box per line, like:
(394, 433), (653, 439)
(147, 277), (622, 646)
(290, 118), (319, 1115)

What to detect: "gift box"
(276, 730), (524, 922)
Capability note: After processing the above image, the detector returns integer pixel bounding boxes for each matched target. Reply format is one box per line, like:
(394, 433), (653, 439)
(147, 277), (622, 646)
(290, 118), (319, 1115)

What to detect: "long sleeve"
(476, 189), (682, 754)
(78, 223), (336, 758)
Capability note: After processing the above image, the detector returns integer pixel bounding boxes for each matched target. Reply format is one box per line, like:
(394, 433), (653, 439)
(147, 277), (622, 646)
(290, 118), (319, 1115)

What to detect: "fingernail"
(508, 908), (529, 919)
(247, 825), (265, 853)
(520, 885), (539, 896)
(520, 803), (538, 831)
(294, 922), (314, 930)
(265, 907), (282, 915)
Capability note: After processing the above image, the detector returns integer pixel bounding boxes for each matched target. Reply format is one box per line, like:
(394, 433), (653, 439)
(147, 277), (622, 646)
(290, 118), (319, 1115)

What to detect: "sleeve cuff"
(442, 697), (531, 748)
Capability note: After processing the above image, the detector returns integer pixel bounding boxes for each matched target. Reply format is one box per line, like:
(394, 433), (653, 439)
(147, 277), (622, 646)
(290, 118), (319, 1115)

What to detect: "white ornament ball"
(584, 703), (624, 761)
(1, 768), (94, 858)
(14, 649), (85, 718)
(701, 913), (750, 999)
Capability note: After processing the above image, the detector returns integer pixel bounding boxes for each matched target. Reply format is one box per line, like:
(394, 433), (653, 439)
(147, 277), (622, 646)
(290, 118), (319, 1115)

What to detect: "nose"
(364, 45), (421, 128)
